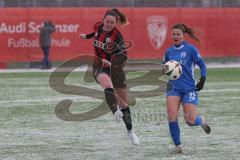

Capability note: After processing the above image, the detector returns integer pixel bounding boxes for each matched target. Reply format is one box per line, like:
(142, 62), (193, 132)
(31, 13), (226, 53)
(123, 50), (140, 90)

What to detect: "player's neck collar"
(173, 41), (185, 50)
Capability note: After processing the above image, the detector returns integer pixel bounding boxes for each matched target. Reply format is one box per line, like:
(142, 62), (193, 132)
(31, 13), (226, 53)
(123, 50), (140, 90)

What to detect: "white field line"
(136, 96), (240, 101)
(202, 88), (240, 92)
(0, 97), (102, 105)
(148, 96), (240, 100)
(1, 96), (240, 106)
(1, 63), (240, 73)
(0, 89), (239, 105)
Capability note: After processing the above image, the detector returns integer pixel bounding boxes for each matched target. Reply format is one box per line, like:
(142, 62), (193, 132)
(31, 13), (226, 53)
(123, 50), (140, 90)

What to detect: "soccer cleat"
(127, 130), (140, 145)
(113, 107), (123, 123)
(201, 117), (211, 134)
(171, 145), (183, 154)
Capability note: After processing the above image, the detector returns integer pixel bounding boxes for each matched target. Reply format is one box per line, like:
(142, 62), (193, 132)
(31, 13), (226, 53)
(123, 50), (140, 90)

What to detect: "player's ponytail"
(103, 8), (128, 25)
(112, 8), (128, 25)
(172, 23), (199, 41)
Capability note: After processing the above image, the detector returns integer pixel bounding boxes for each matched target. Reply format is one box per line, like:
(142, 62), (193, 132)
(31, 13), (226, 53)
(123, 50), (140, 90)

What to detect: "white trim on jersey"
(173, 44), (184, 50)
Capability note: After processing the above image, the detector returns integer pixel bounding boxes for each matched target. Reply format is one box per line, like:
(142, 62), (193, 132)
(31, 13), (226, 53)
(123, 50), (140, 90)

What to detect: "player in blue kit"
(162, 23), (211, 153)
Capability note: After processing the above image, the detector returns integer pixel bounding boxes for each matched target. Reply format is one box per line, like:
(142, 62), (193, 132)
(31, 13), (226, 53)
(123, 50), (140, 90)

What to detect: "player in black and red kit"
(80, 8), (139, 145)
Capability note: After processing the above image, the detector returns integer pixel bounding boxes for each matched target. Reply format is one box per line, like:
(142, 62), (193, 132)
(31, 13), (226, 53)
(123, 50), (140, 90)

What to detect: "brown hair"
(103, 8), (128, 25)
(172, 23), (199, 41)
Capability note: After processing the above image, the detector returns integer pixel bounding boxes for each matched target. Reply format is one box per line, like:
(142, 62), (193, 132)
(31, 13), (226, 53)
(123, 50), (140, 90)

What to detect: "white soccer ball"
(163, 60), (182, 80)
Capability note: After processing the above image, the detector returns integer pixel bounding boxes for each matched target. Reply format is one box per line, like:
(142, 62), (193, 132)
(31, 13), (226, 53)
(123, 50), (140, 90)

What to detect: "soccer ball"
(163, 60), (182, 80)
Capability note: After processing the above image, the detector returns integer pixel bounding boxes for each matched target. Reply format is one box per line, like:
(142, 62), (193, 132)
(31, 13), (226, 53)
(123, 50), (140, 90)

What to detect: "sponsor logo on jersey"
(106, 37), (111, 43)
(93, 40), (107, 50)
(147, 16), (168, 50)
(181, 52), (187, 58)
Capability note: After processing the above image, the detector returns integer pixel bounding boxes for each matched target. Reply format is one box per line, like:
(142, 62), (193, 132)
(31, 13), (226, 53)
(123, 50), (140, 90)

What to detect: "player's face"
(103, 15), (117, 31)
(172, 29), (184, 45)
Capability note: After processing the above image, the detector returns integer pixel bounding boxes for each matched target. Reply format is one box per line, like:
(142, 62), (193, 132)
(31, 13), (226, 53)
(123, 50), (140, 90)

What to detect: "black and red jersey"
(85, 22), (127, 65)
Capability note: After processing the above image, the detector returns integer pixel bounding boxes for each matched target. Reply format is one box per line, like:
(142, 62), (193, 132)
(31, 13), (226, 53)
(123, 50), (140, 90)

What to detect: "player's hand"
(79, 34), (86, 39)
(195, 77), (206, 91)
(102, 59), (111, 67)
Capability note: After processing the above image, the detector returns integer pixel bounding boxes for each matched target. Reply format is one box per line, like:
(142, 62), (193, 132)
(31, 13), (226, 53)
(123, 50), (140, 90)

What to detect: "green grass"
(0, 68), (240, 160)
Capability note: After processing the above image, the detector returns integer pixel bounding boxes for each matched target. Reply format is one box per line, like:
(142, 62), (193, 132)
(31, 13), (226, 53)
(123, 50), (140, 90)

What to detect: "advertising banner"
(0, 8), (239, 62)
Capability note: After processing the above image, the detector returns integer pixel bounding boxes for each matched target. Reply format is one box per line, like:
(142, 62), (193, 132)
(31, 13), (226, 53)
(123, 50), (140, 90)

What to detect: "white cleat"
(127, 130), (140, 145)
(113, 107), (123, 123)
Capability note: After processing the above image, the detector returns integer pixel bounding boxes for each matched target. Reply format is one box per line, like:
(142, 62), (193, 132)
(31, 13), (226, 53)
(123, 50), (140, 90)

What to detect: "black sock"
(104, 88), (117, 113)
(121, 107), (132, 131)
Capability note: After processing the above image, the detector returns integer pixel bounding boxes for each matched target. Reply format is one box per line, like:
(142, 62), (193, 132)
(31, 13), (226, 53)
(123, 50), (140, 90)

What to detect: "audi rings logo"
(93, 40), (107, 50)
(93, 39), (132, 54)
(147, 16), (168, 50)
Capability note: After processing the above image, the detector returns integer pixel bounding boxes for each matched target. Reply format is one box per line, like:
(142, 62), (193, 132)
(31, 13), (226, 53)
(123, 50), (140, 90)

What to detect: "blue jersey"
(163, 41), (206, 92)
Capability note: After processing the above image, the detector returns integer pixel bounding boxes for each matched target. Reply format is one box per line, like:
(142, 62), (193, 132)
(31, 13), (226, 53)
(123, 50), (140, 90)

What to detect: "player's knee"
(104, 84), (113, 89)
(167, 114), (179, 122)
(97, 75), (113, 88)
(100, 80), (113, 88)
(185, 120), (195, 126)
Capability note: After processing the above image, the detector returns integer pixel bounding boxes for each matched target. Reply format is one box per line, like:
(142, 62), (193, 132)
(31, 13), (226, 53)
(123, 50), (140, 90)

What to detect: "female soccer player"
(80, 8), (139, 145)
(162, 23), (211, 153)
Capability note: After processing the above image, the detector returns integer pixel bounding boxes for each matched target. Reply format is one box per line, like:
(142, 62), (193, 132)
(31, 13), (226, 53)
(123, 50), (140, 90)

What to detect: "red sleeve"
(93, 22), (103, 32)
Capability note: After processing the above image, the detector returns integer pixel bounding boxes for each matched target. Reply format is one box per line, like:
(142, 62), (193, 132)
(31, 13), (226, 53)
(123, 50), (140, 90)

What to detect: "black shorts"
(93, 64), (127, 88)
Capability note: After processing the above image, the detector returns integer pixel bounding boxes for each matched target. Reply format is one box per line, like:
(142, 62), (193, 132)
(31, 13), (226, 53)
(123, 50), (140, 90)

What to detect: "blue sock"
(194, 116), (202, 126)
(169, 121), (181, 146)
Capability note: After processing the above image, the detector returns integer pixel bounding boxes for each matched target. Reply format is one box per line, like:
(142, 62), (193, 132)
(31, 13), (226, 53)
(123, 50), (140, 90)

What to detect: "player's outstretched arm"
(79, 32), (95, 39)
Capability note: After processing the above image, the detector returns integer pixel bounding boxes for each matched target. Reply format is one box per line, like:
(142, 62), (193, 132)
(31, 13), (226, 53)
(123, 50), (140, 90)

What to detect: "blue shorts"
(166, 89), (199, 106)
